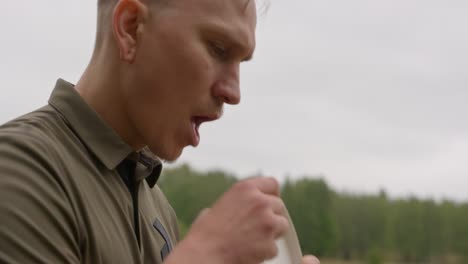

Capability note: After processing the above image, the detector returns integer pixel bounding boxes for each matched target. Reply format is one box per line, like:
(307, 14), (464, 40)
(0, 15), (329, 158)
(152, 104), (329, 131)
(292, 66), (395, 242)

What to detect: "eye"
(209, 41), (228, 61)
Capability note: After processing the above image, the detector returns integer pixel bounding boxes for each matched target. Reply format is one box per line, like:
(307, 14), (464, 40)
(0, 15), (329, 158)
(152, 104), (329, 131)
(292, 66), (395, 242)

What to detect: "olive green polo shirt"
(0, 79), (179, 263)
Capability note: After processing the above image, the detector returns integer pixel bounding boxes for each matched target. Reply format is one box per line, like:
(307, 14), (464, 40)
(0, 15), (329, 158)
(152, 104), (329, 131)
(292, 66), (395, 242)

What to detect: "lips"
(190, 115), (219, 147)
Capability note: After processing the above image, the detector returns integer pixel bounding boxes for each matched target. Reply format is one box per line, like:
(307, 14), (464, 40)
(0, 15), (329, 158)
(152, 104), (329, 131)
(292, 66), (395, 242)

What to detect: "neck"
(75, 51), (144, 151)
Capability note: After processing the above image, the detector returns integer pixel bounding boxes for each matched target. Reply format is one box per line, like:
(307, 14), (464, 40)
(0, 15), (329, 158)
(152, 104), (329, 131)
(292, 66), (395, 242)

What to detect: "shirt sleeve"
(0, 132), (80, 264)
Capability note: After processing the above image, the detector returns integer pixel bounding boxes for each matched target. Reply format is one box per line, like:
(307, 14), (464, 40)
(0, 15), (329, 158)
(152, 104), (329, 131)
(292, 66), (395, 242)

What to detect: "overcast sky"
(1, 1), (467, 201)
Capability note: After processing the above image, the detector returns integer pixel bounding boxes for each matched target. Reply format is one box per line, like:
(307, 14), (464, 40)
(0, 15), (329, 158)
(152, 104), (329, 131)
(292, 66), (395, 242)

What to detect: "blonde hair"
(93, 0), (263, 52)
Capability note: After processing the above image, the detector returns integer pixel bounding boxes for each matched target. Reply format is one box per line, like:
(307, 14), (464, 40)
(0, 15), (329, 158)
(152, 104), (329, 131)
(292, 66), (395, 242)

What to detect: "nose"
(212, 64), (241, 105)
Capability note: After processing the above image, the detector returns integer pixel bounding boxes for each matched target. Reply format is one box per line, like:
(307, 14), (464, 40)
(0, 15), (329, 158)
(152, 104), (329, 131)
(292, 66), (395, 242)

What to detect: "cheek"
(160, 32), (214, 88)
(125, 28), (216, 150)
(138, 24), (216, 94)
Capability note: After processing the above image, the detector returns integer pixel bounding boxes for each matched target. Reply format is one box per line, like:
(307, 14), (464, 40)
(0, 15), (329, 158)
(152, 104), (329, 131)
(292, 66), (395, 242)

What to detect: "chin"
(154, 146), (184, 163)
(145, 135), (187, 163)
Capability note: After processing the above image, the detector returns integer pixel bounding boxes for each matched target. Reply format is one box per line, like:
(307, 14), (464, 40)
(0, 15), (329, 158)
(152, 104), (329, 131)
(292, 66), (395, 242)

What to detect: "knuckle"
(261, 214), (277, 233)
(252, 195), (269, 211)
(234, 180), (254, 193)
(267, 177), (280, 192)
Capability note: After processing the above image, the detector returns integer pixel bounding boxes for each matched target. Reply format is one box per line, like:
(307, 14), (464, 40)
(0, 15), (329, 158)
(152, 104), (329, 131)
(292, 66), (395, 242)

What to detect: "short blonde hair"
(95, 0), (117, 51)
(93, 0), (262, 51)
(94, 0), (166, 51)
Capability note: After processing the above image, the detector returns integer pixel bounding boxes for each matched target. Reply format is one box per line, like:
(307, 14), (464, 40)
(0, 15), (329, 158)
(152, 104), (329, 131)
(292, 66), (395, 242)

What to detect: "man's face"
(122, 0), (257, 161)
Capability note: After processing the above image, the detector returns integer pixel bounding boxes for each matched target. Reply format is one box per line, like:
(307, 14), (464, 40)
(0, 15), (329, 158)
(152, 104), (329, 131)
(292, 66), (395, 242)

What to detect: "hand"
(167, 177), (289, 264)
(302, 255), (320, 264)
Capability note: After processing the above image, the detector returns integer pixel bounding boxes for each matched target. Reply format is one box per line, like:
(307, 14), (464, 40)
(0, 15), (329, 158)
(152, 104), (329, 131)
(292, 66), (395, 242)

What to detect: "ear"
(112, 0), (148, 63)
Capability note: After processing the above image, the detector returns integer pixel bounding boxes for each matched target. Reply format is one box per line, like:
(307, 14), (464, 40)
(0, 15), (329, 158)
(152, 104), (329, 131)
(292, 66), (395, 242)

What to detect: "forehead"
(163, 0), (257, 47)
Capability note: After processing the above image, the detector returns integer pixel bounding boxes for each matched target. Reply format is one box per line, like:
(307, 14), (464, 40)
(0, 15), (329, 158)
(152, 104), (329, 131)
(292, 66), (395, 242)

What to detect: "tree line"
(159, 164), (468, 264)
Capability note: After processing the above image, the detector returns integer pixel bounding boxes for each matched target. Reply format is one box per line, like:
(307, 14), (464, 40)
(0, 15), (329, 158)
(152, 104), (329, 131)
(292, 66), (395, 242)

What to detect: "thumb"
(193, 208), (211, 222)
(198, 208), (211, 217)
(302, 255), (320, 264)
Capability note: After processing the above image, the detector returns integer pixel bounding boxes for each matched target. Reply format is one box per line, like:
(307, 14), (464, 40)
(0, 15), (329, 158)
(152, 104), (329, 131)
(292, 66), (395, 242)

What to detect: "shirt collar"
(48, 79), (162, 187)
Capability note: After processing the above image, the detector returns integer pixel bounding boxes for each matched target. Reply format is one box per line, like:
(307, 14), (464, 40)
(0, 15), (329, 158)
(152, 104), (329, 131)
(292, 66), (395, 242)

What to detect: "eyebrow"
(228, 35), (255, 62)
(205, 23), (255, 62)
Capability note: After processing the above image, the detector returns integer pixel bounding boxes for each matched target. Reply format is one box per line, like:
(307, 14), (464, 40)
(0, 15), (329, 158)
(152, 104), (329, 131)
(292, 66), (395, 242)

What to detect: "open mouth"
(190, 116), (218, 146)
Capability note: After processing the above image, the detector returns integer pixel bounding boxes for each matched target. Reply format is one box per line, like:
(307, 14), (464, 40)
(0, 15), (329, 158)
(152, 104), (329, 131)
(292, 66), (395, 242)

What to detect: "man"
(0, 0), (319, 263)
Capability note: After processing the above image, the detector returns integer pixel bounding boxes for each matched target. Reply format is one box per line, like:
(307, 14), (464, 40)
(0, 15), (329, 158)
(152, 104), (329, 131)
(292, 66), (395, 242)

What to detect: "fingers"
(242, 178), (288, 239)
(271, 213), (289, 239)
(263, 195), (284, 216)
(247, 177), (280, 196)
(263, 242), (279, 261)
(302, 255), (320, 264)
(259, 196), (289, 239)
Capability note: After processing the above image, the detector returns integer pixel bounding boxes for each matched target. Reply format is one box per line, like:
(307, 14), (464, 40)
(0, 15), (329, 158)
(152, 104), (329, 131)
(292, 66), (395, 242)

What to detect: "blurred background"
(2, 1), (468, 263)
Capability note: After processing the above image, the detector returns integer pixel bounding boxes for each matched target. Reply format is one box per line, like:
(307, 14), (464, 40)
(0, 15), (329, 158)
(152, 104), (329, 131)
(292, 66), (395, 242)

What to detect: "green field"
(160, 165), (468, 264)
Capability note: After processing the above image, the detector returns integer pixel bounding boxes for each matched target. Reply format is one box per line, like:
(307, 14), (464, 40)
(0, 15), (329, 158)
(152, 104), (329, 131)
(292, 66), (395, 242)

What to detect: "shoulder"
(0, 107), (81, 263)
(0, 106), (74, 193)
(0, 105), (70, 163)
